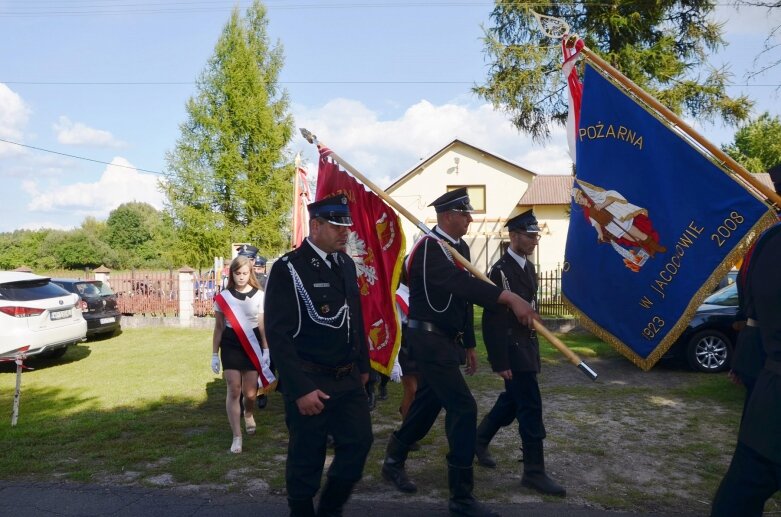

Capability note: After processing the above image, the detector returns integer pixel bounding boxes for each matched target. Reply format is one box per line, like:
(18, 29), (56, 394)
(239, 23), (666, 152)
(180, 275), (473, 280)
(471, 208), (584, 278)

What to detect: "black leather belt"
(299, 360), (354, 379)
(407, 319), (464, 343)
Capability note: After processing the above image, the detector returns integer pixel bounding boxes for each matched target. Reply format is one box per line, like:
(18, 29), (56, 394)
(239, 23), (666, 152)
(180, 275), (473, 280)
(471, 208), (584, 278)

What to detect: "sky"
(1, 0), (780, 233)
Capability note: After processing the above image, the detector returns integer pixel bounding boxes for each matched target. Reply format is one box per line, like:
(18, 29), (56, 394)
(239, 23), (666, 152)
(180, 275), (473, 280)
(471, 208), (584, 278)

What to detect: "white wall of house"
(529, 204), (570, 272)
(388, 141), (537, 273)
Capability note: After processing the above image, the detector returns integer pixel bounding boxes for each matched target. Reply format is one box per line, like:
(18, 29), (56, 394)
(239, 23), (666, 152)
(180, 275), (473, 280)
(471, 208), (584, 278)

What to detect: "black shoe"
(257, 394), (268, 409)
(521, 471), (566, 497)
(448, 497), (501, 517)
(382, 462), (417, 493)
(475, 443), (496, 468)
(367, 391), (376, 411)
(378, 384), (388, 401)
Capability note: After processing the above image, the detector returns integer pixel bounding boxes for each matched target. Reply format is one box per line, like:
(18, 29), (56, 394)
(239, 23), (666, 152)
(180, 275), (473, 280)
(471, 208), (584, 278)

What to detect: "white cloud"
(17, 221), (76, 231)
(292, 98), (571, 187)
(53, 116), (125, 148)
(0, 83), (31, 156)
(26, 157), (165, 218)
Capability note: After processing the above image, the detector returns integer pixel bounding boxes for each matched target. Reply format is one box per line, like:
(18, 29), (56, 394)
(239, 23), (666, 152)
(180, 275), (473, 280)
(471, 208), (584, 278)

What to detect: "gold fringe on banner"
(563, 210), (778, 371)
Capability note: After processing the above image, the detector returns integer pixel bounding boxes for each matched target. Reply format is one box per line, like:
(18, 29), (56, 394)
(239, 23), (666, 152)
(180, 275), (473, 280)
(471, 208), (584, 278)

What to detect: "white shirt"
(214, 288), (264, 328)
(507, 247), (528, 270)
(306, 237), (337, 268)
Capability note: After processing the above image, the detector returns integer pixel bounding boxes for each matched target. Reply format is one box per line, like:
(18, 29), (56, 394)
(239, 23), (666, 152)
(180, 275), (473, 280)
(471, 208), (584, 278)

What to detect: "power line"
(0, 137), (164, 175)
(2, 80), (779, 87)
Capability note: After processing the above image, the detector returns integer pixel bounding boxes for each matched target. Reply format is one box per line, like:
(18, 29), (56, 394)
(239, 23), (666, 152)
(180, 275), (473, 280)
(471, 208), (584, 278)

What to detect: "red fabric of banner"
(315, 148), (405, 375)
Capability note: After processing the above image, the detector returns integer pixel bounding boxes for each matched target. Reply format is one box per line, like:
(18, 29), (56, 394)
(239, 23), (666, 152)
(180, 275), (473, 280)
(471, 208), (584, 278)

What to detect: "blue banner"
(562, 64), (776, 370)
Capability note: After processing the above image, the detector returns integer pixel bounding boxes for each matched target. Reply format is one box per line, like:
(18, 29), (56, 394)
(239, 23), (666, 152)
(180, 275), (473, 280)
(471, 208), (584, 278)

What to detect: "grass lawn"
(0, 324), (772, 514)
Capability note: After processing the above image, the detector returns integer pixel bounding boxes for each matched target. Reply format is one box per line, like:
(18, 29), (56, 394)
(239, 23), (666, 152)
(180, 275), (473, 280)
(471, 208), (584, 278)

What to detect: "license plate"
(50, 310), (71, 320)
(100, 317), (115, 324)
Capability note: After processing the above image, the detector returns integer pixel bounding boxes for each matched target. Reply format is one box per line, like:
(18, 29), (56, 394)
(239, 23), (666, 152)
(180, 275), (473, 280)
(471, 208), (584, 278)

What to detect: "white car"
(0, 272), (87, 360)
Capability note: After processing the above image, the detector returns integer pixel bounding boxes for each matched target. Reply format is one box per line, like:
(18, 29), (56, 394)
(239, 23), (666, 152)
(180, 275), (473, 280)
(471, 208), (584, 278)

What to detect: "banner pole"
(573, 40), (781, 210)
(300, 128), (597, 380)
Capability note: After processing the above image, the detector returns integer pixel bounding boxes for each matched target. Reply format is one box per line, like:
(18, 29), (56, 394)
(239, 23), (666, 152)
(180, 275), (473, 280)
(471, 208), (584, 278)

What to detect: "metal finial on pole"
(531, 10), (570, 39)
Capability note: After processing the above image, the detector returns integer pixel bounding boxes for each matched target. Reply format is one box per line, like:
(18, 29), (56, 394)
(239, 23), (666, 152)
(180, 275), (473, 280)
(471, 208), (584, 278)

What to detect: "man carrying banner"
(381, 187), (538, 517)
(711, 217), (781, 515)
(265, 195), (372, 517)
(475, 210), (566, 497)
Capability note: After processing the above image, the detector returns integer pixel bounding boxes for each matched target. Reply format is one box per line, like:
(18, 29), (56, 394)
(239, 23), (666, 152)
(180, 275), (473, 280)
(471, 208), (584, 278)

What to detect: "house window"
(447, 185), (486, 214)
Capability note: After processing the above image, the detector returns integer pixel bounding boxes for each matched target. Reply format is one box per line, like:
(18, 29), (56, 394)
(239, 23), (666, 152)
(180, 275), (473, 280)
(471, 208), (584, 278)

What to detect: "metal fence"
(536, 267), (572, 317)
(111, 271), (180, 317)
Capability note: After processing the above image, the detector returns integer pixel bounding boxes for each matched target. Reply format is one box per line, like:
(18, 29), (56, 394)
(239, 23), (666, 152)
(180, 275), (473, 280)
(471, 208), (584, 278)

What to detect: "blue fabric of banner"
(562, 64), (776, 369)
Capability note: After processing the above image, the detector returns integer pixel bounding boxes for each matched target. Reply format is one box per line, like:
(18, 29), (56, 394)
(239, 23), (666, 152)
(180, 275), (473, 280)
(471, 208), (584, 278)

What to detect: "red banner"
(315, 147), (406, 375)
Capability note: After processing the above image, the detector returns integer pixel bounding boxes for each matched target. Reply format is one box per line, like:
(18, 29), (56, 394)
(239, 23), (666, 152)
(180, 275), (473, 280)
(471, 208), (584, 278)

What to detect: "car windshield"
(75, 282), (102, 297)
(0, 279), (71, 301)
(93, 281), (114, 296)
(703, 283), (738, 307)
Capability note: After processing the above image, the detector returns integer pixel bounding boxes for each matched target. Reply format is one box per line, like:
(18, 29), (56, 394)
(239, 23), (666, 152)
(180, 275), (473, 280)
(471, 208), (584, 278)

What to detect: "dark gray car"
(51, 279), (121, 337)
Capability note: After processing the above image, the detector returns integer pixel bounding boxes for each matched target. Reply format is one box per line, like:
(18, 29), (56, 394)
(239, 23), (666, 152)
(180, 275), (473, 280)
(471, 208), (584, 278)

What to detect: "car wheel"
(686, 330), (732, 373)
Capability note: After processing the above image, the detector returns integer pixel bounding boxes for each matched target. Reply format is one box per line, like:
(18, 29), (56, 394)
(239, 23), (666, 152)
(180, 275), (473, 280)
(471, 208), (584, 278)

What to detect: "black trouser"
(395, 329), (477, 467)
(283, 377), (373, 500)
(711, 440), (781, 517)
(483, 371), (546, 443)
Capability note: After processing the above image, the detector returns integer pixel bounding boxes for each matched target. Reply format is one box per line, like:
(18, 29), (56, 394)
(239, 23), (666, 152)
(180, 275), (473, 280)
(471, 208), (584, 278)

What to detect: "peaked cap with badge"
(428, 187), (474, 213)
(308, 194), (353, 226)
(506, 209), (540, 233)
(237, 244), (259, 258)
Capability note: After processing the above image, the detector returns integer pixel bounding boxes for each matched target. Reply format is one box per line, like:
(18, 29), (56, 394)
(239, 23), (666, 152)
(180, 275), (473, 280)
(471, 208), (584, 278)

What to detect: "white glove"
(390, 354), (403, 383)
(211, 353), (220, 374)
(261, 348), (271, 369)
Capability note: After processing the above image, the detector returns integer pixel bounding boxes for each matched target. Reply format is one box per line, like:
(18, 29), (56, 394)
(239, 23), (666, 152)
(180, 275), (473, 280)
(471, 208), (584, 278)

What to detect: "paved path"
(0, 481), (702, 516)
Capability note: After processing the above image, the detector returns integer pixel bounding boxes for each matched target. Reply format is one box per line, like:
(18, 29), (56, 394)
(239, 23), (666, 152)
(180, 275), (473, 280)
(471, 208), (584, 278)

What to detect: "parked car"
(51, 279), (122, 337)
(0, 272), (87, 359)
(664, 282), (739, 373)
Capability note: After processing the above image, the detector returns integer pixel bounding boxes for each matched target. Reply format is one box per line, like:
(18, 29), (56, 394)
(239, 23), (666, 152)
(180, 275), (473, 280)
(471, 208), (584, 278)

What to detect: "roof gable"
(385, 139), (537, 192)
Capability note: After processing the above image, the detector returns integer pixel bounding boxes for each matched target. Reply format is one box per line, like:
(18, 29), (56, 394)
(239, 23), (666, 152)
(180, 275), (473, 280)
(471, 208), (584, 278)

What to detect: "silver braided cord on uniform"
(423, 238), (453, 313)
(287, 261), (350, 329)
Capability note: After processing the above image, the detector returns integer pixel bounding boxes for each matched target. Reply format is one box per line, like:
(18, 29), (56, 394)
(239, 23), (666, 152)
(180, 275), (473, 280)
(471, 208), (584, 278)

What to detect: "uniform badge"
(311, 257), (320, 268)
(314, 282), (330, 288)
(321, 304), (330, 314)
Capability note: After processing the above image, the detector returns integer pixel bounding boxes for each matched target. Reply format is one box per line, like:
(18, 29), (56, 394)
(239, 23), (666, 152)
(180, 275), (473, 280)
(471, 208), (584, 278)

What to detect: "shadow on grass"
(0, 343), (92, 373)
(0, 374), (290, 491)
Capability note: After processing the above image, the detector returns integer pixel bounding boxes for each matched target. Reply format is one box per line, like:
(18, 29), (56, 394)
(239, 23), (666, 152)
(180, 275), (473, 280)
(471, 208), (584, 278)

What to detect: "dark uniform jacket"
(265, 239), (369, 401)
(739, 223), (781, 463)
(407, 228), (501, 357)
(482, 252), (541, 373)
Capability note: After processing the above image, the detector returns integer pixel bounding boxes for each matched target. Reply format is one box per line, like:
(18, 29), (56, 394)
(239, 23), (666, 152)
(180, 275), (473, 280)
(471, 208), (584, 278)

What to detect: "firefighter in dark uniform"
(711, 172), (781, 516)
(381, 187), (538, 517)
(265, 195), (373, 517)
(475, 210), (565, 497)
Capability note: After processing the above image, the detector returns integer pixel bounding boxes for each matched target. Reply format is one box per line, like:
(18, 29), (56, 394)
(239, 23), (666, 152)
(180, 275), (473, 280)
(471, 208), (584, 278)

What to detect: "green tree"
(723, 112), (781, 173)
(476, 0), (753, 142)
(42, 229), (117, 270)
(163, 0), (294, 267)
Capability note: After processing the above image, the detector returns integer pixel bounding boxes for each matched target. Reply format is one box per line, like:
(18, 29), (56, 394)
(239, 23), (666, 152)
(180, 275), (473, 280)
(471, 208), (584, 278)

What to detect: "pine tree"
(164, 0), (294, 267)
(475, 0), (753, 142)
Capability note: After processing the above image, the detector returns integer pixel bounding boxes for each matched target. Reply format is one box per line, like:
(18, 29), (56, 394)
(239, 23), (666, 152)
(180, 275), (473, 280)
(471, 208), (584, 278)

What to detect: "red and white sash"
(215, 290), (276, 388)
